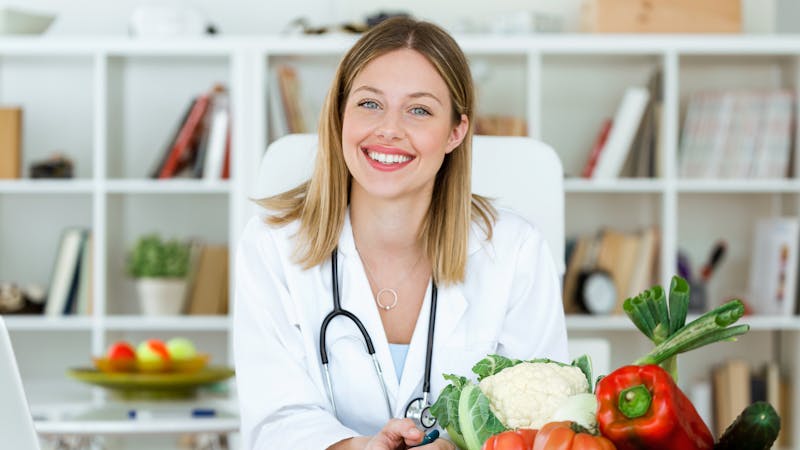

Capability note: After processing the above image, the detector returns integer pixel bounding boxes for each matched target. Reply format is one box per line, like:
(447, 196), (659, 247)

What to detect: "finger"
(383, 418), (423, 444)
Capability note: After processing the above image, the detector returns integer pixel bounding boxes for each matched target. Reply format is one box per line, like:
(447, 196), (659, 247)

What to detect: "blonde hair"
(258, 17), (496, 285)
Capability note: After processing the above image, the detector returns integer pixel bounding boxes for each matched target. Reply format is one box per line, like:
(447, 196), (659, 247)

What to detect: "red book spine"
(221, 126), (231, 179)
(159, 94), (211, 179)
(582, 118), (613, 178)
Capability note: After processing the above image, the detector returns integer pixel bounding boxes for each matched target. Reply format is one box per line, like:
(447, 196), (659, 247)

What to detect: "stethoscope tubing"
(319, 248), (437, 424)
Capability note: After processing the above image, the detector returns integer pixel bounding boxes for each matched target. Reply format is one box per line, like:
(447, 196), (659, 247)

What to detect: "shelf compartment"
(105, 54), (231, 179)
(677, 192), (798, 311)
(0, 195), (92, 294)
(541, 53), (663, 178)
(105, 194), (229, 315)
(0, 54), (95, 178)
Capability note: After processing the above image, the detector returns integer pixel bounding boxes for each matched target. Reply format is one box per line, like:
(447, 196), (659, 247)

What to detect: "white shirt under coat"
(233, 207), (569, 449)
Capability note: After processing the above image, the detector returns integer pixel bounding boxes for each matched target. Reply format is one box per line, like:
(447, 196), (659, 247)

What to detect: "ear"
(445, 114), (469, 154)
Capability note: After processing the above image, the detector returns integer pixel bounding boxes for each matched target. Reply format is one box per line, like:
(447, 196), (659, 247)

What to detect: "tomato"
(482, 429), (538, 450)
(532, 421), (616, 450)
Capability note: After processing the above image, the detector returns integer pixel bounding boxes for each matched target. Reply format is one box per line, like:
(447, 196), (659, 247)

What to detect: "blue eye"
(358, 100), (380, 109)
(410, 106), (431, 116)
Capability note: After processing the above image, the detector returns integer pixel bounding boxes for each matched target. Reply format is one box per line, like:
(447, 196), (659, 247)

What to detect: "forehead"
(351, 48), (449, 97)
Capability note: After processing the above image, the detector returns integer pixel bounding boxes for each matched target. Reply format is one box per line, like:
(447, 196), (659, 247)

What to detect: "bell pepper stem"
(618, 384), (652, 419)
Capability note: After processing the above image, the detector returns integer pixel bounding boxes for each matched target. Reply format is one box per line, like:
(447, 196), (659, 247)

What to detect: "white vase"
(136, 278), (187, 315)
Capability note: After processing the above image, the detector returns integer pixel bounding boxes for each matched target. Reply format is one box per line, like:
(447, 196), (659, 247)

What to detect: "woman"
(234, 17), (568, 449)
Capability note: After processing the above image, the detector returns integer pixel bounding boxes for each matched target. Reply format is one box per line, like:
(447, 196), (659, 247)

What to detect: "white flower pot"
(136, 278), (187, 316)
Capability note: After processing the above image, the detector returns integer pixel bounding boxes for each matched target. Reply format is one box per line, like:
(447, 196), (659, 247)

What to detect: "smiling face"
(341, 48), (468, 205)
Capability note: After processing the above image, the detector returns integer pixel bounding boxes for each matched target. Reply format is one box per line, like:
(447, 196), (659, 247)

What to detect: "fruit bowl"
(68, 366), (235, 400)
(93, 353), (210, 374)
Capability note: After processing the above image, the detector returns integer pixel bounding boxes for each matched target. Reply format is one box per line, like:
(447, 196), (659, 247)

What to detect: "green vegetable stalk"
(623, 275), (749, 382)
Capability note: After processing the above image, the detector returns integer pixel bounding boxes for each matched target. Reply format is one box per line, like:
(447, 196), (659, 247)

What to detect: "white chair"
(254, 134), (565, 275)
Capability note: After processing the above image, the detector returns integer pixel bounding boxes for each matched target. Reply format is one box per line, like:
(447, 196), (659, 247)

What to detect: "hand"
(364, 418), (423, 449)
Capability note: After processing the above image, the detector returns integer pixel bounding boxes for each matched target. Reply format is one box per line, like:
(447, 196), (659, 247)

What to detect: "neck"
(349, 190), (431, 258)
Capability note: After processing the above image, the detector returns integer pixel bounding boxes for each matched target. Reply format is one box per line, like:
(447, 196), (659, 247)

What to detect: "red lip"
(361, 145), (415, 172)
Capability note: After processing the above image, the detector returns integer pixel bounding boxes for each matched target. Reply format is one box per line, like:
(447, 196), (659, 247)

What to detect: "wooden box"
(581, 0), (742, 33)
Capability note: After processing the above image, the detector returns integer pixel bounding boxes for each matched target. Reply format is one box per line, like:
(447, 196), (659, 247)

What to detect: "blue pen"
(411, 429), (439, 447)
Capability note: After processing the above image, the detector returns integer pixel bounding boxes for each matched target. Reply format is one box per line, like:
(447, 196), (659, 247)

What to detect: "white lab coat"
(233, 208), (568, 449)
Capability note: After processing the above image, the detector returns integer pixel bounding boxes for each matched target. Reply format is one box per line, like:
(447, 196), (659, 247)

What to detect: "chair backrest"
(0, 317), (42, 450)
(254, 134), (565, 275)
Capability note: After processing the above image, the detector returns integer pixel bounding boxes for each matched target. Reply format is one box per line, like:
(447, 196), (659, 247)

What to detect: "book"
(158, 93), (211, 178)
(201, 89), (230, 181)
(581, 118), (613, 178)
(44, 228), (88, 316)
(595, 228), (641, 312)
(747, 217), (800, 315)
(627, 225), (660, 296)
(150, 97), (197, 178)
(712, 359), (751, 438)
(591, 87), (650, 179)
(752, 90), (793, 178)
(276, 65), (306, 134)
(186, 245), (229, 315)
(0, 107), (22, 179)
(73, 232), (93, 315)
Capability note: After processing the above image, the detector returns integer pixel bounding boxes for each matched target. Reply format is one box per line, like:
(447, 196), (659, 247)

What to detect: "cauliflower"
(477, 361), (589, 429)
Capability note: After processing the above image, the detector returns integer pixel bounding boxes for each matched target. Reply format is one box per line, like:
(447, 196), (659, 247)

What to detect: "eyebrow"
(352, 85), (443, 105)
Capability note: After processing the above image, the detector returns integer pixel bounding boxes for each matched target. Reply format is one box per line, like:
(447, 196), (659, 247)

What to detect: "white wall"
(6, 0), (777, 36)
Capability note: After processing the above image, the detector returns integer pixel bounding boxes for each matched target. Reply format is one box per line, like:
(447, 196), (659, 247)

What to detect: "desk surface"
(34, 402), (239, 436)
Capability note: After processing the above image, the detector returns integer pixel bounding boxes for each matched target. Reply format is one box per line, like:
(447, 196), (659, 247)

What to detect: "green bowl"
(67, 366), (235, 400)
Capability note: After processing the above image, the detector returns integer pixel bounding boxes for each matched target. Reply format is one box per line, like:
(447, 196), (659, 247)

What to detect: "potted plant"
(127, 234), (191, 316)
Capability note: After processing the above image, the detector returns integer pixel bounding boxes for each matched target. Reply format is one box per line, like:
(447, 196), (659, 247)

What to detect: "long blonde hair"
(258, 17), (496, 285)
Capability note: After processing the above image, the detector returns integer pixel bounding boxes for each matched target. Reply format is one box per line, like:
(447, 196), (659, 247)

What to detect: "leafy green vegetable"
(471, 355), (521, 381)
(430, 374), (468, 447)
(571, 354), (593, 392)
(457, 383), (507, 450)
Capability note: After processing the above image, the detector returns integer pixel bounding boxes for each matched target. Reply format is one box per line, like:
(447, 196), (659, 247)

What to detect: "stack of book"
(45, 227), (93, 316)
(678, 90), (794, 179)
(149, 83), (231, 180)
(581, 68), (663, 179)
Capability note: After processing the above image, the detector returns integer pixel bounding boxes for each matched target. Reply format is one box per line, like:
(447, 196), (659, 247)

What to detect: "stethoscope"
(320, 248), (438, 430)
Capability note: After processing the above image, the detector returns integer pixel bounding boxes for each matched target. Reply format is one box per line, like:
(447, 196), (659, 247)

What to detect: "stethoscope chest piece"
(405, 396), (437, 429)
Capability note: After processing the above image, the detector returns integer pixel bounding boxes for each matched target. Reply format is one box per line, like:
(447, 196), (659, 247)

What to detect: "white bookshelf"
(1, 34), (800, 444)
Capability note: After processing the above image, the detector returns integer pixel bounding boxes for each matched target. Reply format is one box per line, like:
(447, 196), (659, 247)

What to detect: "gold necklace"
(358, 250), (424, 311)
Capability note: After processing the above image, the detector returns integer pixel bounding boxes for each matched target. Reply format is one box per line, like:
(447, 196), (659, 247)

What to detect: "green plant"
(127, 234), (191, 278)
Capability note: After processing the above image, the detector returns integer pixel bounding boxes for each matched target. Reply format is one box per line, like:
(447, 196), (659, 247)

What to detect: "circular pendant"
(375, 288), (399, 310)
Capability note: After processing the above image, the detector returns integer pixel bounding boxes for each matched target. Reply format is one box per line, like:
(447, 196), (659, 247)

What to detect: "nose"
(375, 109), (404, 140)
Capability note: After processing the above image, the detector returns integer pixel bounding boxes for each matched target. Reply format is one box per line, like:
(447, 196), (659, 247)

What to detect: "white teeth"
(367, 151), (411, 164)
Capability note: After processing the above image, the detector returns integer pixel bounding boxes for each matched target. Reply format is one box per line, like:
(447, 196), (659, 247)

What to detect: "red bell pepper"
(595, 364), (714, 450)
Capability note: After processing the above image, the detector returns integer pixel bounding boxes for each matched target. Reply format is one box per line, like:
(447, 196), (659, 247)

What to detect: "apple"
(136, 339), (171, 372)
(105, 341), (137, 372)
(166, 337), (197, 361)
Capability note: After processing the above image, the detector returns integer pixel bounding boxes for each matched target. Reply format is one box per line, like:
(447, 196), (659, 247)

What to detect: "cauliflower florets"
(477, 361), (589, 429)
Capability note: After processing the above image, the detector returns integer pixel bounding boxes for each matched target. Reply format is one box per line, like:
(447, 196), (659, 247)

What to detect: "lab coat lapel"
(395, 281), (467, 417)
